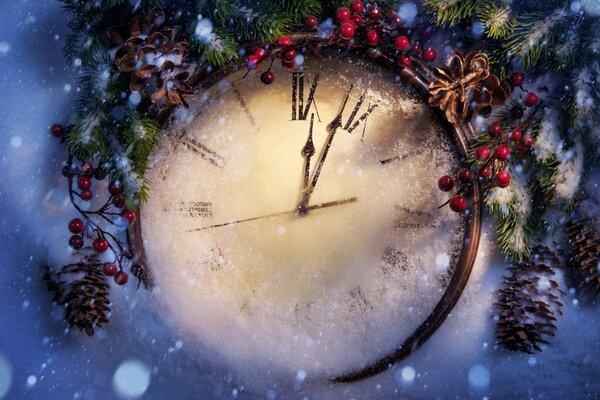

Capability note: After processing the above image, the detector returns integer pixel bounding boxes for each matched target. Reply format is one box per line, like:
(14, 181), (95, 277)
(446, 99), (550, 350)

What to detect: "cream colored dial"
(141, 55), (465, 377)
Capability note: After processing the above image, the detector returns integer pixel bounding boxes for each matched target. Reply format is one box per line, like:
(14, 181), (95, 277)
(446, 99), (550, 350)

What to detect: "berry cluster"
(246, 1), (438, 85)
(53, 124), (145, 287)
(438, 73), (540, 213)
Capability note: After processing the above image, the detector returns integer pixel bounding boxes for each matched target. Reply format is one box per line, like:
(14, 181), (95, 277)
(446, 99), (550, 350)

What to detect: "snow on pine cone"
(494, 261), (564, 353)
(44, 257), (110, 336)
(566, 214), (600, 294)
(108, 9), (196, 111)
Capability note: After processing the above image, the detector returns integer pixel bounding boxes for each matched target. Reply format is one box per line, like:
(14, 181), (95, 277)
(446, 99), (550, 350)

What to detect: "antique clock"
(131, 39), (481, 382)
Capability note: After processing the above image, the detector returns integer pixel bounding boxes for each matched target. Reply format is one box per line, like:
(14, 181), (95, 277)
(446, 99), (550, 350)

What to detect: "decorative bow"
(428, 50), (511, 124)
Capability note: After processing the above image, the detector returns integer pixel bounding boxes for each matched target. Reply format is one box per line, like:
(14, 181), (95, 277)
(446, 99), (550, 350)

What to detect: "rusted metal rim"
(129, 32), (482, 384)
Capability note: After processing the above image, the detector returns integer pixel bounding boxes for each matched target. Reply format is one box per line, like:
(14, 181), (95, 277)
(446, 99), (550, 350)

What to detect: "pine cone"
(494, 261), (564, 353)
(108, 10), (196, 111)
(566, 215), (600, 294)
(44, 258), (111, 336)
(428, 50), (511, 124)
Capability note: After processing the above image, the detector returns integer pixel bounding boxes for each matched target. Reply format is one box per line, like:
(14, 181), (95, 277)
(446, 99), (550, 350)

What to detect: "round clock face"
(140, 52), (468, 378)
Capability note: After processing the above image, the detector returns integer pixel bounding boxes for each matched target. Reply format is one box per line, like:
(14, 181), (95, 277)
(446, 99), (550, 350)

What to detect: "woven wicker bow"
(428, 50), (510, 124)
(108, 10), (196, 111)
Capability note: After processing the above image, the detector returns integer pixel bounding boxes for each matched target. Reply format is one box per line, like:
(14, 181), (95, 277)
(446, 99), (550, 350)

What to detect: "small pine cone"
(566, 215), (600, 294)
(108, 10), (196, 111)
(494, 261), (565, 353)
(44, 257), (111, 336)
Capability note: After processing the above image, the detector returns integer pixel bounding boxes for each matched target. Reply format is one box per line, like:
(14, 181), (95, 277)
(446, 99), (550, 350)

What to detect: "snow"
(0, 1), (599, 400)
(112, 360), (151, 399)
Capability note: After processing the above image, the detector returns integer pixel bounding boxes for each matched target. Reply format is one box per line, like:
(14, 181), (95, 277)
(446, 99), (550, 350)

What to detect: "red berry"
(252, 47), (266, 59)
(411, 41), (422, 55)
(522, 136), (535, 147)
(336, 7), (351, 23)
(510, 105), (524, 120)
(112, 196), (126, 208)
(304, 15), (318, 31)
(422, 47), (437, 62)
(517, 143), (527, 153)
(351, 14), (363, 26)
(366, 5), (381, 20)
(394, 35), (410, 51)
(51, 124), (65, 137)
(68, 218), (85, 234)
(458, 169), (474, 183)
(524, 92), (539, 107)
(80, 189), (93, 201)
(81, 162), (94, 176)
(103, 263), (117, 276)
(366, 30), (379, 46)
(494, 145), (511, 161)
(108, 180), (124, 195)
(398, 55), (412, 67)
(389, 15), (403, 28)
(93, 238), (109, 253)
(511, 72), (525, 87)
(449, 195), (468, 213)
(496, 170), (511, 188)
(339, 21), (356, 40)
(511, 130), (523, 141)
(114, 271), (129, 285)
(282, 59), (296, 70)
(260, 71), (275, 85)
(69, 235), (84, 250)
(131, 263), (145, 278)
(489, 122), (503, 137)
(77, 176), (92, 190)
(278, 36), (292, 46)
(246, 55), (260, 69)
(438, 175), (455, 192)
(350, 0), (365, 13)
(419, 25), (433, 39)
(479, 167), (491, 179)
(282, 49), (296, 62)
(122, 209), (137, 224)
(475, 146), (491, 161)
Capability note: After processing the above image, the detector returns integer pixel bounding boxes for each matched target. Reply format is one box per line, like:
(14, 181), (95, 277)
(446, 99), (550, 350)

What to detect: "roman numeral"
(291, 72), (321, 121)
(180, 137), (226, 169)
(331, 85), (379, 136)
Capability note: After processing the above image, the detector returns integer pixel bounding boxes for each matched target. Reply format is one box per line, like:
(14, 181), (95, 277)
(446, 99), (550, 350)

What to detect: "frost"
(534, 113), (562, 161)
(555, 141), (583, 200)
(112, 360), (151, 399)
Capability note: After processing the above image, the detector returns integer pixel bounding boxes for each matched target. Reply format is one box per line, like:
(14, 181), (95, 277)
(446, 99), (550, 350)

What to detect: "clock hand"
(186, 197), (358, 232)
(296, 85), (354, 216)
(300, 113), (316, 196)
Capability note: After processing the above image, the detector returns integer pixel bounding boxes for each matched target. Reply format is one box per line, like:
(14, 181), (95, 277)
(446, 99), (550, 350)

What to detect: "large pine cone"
(44, 258), (110, 336)
(566, 214), (600, 294)
(108, 10), (196, 110)
(495, 261), (564, 353)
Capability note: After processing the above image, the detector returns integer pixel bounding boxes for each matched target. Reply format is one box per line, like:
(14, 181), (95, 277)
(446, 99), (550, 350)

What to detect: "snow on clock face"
(138, 52), (476, 380)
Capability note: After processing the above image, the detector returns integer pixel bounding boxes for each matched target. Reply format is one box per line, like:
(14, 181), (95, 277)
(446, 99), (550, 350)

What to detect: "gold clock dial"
(141, 54), (465, 377)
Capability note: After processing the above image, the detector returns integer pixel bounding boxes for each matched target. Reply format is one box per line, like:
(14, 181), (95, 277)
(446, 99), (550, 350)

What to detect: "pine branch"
(424, 0), (483, 26)
(477, 3), (514, 39)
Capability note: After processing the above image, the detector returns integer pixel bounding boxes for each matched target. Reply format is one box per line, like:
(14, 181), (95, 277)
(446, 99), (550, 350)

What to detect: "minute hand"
(296, 86), (353, 216)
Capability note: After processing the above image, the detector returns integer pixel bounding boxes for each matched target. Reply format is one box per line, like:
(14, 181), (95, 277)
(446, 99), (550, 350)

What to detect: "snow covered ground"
(1, 1), (600, 399)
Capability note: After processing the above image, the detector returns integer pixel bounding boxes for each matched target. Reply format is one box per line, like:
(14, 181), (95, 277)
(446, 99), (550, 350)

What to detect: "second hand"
(185, 197), (358, 232)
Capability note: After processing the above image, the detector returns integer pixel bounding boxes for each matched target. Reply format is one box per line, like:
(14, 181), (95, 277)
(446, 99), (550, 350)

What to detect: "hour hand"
(301, 113), (316, 194)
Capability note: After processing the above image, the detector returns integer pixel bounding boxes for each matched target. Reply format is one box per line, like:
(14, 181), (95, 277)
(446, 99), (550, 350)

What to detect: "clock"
(131, 41), (481, 382)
